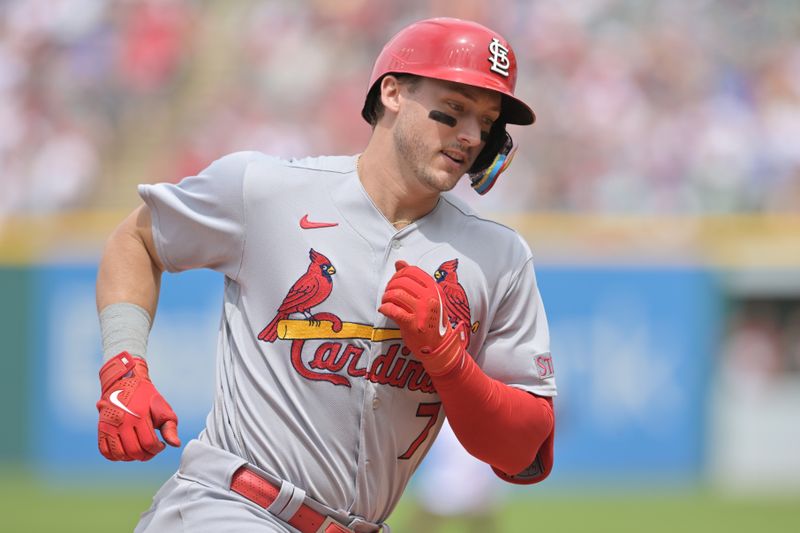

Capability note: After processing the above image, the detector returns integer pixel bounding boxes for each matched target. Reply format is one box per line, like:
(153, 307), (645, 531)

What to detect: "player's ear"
(379, 75), (403, 115)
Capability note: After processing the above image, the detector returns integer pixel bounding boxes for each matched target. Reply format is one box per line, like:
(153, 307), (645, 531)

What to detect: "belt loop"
(267, 480), (307, 523)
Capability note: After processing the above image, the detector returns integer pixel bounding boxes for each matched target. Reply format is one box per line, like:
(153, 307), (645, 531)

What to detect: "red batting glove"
(96, 352), (181, 461)
(379, 261), (468, 375)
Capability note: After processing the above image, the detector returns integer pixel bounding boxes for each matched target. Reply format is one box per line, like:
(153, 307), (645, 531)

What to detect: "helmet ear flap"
(469, 121), (507, 174)
(468, 124), (516, 195)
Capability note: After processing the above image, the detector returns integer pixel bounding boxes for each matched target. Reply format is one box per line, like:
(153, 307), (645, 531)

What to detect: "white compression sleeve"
(99, 302), (152, 361)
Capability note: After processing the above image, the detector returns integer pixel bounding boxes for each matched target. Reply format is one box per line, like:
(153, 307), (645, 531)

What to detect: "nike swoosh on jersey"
(300, 214), (339, 229)
(110, 390), (140, 418)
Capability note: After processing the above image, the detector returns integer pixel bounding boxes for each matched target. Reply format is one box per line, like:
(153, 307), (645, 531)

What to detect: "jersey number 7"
(397, 402), (442, 460)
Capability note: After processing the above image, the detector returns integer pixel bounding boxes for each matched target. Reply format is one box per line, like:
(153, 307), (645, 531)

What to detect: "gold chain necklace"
(357, 153), (415, 228)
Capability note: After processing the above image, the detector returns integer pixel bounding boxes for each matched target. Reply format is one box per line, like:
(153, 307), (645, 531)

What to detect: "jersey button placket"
(390, 239), (401, 250)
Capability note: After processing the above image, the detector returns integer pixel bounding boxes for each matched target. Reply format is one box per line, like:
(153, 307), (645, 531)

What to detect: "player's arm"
(423, 350), (554, 481)
(97, 204), (164, 315)
(379, 261), (554, 479)
(94, 205), (181, 462)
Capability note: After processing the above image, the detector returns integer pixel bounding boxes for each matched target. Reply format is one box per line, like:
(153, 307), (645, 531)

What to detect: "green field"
(394, 490), (800, 533)
(1, 472), (797, 533)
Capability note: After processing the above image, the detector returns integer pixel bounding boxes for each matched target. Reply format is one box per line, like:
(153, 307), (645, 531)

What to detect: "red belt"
(230, 466), (355, 533)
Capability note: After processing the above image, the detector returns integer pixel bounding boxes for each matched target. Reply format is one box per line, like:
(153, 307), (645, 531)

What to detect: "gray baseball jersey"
(138, 151), (555, 524)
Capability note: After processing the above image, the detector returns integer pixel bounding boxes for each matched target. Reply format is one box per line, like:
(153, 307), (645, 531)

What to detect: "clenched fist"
(96, 352), (181, 461)
(379, 260), (468, 375)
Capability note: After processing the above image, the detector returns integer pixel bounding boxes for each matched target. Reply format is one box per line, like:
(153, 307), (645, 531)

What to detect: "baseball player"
(95, 17), (556, 533)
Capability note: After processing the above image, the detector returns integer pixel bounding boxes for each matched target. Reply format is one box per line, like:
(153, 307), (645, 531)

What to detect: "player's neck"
(357, 148), (439, 229)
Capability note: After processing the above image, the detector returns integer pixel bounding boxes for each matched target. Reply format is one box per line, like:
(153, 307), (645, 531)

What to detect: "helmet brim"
(361, 73), (535, 126)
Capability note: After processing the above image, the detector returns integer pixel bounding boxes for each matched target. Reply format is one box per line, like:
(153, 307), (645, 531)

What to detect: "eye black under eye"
(480, 131), (489, 142)
(429, 110), (457, 127)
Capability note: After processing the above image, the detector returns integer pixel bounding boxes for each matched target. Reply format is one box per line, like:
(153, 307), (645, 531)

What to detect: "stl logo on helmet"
(488, 37), (511, 77)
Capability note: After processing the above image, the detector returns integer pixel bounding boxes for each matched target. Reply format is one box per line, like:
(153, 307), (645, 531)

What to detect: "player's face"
(393, 78), (501, 193)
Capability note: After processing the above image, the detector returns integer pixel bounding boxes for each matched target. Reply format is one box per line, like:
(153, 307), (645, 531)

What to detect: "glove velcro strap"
(99, 351), (148, 393)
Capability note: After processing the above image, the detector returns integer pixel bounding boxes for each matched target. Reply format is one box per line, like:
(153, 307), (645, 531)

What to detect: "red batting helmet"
(361, 17), (535, 126)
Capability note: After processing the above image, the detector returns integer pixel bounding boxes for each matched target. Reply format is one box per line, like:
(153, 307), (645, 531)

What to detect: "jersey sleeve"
(478, 254), (555, 398)
(476, 244), (556, 485)
(138, 151), (262, 279)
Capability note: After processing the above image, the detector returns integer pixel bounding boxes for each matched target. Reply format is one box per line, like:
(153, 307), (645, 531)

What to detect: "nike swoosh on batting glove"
(96, 351), (181, 461)
(379, 260), (468, 375)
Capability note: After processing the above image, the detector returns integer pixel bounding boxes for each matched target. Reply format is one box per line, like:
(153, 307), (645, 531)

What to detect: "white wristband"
(99, 302), (152, 362)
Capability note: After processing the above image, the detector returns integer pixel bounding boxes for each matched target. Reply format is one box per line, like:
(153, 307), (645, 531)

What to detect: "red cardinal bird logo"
(258, 249), (336, 343)
(434, 259), (477, 333)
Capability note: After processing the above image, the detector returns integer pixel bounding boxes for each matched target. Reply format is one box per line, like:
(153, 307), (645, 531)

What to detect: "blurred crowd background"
(1, 0), (799, 216)
(1, 1), (799, 531)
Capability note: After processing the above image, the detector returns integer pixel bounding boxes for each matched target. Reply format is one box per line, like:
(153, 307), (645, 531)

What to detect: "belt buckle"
(316, 515), (353, 533)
